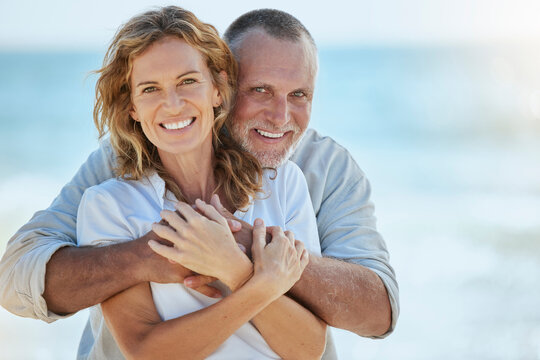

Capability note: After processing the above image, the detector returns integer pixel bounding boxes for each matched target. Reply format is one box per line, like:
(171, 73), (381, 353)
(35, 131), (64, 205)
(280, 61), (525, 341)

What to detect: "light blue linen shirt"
(0, 128), (399, 359)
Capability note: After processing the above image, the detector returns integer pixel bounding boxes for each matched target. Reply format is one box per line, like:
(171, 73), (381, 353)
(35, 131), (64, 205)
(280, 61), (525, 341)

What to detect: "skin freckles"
(129, 36), (221, 159)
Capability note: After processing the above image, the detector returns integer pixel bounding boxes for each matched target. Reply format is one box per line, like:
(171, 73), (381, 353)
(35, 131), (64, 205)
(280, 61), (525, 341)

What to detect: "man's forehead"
(235, 29), (317, 86)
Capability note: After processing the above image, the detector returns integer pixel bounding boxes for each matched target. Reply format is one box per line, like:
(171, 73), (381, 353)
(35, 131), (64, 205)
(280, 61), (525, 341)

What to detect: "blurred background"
(1, 0), (540, 359)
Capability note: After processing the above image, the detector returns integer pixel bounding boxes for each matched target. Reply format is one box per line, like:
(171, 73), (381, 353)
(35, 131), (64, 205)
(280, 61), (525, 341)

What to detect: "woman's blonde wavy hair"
(94, 6), (263, 210)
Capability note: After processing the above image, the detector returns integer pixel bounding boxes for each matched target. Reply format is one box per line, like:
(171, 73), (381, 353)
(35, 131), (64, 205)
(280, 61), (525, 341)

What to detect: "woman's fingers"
(294, 239), (305, 256)
(295, 240), (309, 269)
(152, 223), (181, 245)
(284, 230), (296, 246)
(160, 209), (186, 233)
(174, 201), (201, 222)
(210, 193), (234, 219)
(251, 218), (266, 262)
(148, 239), (182, 263)
(300, 248), (310, 269)
(194, 199), (227, 226)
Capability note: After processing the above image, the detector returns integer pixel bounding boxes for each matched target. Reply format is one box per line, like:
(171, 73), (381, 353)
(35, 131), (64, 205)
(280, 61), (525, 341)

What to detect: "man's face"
(230, 29), (316, 168)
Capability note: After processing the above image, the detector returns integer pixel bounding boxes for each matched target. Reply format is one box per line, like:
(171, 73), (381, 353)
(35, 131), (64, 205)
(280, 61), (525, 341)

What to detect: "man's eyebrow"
(135, 71), (201, 87)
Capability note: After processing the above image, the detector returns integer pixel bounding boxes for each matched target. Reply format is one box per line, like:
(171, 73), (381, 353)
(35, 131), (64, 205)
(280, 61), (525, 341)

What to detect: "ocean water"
(1, 44), (540, 359)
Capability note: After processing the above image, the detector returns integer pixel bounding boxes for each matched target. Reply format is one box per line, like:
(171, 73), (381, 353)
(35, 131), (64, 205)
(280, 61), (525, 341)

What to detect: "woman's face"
(129, 36), (221, 157)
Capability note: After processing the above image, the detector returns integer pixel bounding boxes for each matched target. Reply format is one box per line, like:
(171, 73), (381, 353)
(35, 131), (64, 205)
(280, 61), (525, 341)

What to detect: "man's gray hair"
(223, 9), (317, 53)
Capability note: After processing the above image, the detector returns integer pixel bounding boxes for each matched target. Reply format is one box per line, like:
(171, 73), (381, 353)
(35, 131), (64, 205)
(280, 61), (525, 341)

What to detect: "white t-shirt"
(77, 160), (320, 360)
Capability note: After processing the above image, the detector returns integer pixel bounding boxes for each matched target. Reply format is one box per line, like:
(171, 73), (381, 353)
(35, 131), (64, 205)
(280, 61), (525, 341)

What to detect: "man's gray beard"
(229, 121), (305, 168)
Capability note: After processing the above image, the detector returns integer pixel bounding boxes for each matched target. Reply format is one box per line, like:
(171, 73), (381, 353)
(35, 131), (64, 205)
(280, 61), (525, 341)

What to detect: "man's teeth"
(162, 118), (194, 130)
(256, 129), (284, 138)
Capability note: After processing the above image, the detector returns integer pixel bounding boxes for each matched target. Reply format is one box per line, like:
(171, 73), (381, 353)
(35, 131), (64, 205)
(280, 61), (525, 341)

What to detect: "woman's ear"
(129, 107), (139, 122)
(213, 71), (228, 107)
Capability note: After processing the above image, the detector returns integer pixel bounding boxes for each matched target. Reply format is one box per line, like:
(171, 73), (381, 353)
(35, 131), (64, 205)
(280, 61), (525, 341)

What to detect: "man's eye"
(254, 87), (267, 93)
(143, 86), (157, 94)
(292, 91), (306, 98)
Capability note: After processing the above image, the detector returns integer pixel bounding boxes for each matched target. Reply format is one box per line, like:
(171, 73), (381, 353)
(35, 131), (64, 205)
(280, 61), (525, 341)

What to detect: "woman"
(77, 6), (326, 360)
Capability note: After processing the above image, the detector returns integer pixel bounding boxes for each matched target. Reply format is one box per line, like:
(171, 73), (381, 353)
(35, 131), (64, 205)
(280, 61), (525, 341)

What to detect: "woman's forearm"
(102, 275), (279, 360)
(252, 295), (327, 360)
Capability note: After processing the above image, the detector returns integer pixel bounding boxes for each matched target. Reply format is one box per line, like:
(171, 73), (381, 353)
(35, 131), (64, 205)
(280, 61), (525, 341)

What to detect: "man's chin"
(252, 150), (288, 168)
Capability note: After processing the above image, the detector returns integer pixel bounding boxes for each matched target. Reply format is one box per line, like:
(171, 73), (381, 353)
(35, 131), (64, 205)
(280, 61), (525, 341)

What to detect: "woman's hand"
(250, 219), (309, 301)
(149, 199), (253, 291)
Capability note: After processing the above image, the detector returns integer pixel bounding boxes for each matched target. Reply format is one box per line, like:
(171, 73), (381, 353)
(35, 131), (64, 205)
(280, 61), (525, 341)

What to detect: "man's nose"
(266, 96), (290, 127)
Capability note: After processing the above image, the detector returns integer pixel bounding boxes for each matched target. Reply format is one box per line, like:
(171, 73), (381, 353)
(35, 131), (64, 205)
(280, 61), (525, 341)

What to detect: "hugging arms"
(0, 6), (399, 360)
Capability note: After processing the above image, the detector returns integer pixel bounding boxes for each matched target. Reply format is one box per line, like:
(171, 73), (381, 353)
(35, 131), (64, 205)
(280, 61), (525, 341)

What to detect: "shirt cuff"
(16, 241), (77, 323)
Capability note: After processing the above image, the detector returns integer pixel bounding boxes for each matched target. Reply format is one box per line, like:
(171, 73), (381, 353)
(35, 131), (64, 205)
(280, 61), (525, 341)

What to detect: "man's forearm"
(288, 255), (391, 337)
(43, 235), (158, 315)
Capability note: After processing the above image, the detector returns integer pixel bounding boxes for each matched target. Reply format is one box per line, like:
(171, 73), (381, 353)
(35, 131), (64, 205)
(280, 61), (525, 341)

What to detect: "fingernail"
(254, 218), (263, 226)
(184, 279), (193, 287)
(212, 291), (222, 298)
(231, 219), (241, 228)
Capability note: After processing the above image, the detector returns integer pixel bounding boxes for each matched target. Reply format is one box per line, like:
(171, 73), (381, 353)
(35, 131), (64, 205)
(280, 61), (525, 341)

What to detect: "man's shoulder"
(291, 128), (364, 177)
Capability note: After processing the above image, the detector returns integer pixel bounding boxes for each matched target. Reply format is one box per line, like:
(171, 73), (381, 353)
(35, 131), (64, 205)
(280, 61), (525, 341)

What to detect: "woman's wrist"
(223, 257), (254, 291)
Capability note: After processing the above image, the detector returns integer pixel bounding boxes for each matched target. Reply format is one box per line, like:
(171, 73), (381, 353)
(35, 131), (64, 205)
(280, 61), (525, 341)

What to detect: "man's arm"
(288, 254), (391, 336)
(42, 233), (210, 315)
(289, 129), (399, 338)
(0, 141), (216, 320)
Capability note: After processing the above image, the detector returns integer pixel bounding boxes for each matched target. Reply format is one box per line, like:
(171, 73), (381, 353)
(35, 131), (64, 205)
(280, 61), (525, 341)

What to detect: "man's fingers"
(227, 218), (242, 233)
(193, 284), (222, 298)
(184, 274), (216, 288)
(251, 218), (266, 261)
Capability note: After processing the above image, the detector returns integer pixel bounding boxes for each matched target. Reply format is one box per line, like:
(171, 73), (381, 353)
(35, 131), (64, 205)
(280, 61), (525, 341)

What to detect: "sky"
(2, 0), (540, 50)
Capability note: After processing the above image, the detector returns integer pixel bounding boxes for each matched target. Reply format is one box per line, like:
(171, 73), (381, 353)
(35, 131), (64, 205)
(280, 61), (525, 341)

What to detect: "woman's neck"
(158, 145), (216, 204)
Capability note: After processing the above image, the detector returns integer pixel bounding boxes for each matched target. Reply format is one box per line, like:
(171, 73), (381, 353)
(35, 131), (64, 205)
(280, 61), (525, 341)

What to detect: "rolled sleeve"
(4, 234), (76, 322)
(0, 140), (116, 322)
(292, 129), (400, 338)
(318, 170), (399, 338)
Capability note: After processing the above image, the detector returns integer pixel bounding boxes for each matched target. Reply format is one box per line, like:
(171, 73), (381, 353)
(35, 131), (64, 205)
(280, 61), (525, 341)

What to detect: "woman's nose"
(163, 90), (185, 113)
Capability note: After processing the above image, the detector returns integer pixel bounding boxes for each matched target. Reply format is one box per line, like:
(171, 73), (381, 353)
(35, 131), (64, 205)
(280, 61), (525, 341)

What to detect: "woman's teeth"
(162, 118), (194, 130)
(256, 129), (284, 138)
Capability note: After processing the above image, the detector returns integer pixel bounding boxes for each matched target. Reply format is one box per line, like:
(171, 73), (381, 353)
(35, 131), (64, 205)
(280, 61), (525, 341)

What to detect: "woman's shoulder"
(82, 173), (163, 206)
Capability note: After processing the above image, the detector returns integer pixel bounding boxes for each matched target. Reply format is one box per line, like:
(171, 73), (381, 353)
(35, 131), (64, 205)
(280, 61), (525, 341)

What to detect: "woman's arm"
(101, 274), (275, 360)
(249, 225), (327, 360)
(151, 202), (326, 359)
(102, 216), (312, 360)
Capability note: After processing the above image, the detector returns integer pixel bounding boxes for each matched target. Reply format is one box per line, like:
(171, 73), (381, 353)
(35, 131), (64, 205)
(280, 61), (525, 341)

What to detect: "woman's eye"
(143, 86), (157, 94)
(254, 87), (267, 93)
(292, 91), (306, 98)
(182, 79), (196, 85)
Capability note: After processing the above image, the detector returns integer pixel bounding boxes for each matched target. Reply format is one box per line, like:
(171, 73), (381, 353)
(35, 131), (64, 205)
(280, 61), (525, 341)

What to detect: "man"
(0, 8), (398, 359)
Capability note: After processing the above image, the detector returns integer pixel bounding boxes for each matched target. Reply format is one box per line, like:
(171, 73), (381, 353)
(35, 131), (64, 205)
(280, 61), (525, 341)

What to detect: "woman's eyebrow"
(135, 71), (201, 87)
